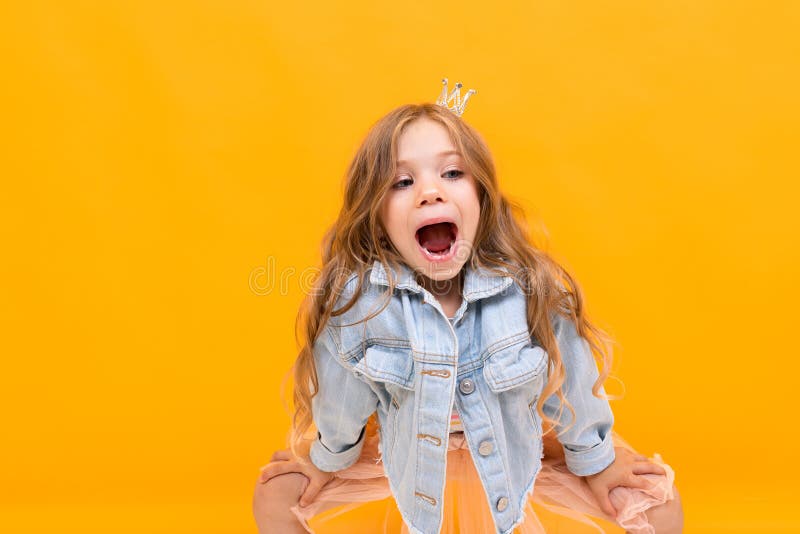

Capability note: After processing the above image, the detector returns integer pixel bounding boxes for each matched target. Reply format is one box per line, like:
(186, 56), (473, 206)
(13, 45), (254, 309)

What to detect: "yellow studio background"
(1, 1), (798, 532)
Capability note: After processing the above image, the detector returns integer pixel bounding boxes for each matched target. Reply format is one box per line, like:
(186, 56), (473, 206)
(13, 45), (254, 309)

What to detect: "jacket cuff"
(563, 432), (616, 476)
(309, 426), (366, 472)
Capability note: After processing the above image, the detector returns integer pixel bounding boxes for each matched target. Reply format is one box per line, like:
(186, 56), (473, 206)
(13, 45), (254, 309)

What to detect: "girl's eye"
(392, 170), (463, 189)
(393, 178), (413, 189)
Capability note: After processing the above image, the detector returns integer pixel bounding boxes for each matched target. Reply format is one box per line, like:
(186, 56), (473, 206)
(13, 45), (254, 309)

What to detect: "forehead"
(396, 118), (461, 165)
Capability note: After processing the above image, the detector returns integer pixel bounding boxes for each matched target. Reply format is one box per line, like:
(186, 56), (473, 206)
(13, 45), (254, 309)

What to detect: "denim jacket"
(309, 259), (616, 534)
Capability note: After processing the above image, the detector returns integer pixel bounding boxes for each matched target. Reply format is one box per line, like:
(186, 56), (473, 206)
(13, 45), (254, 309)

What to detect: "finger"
(271, 450), (292, 462)
(259, 461), (301, 483)
(598, 492), (617, 518)
(259, 459), (286, 472)
(299, 478), (328, 508)
(632, 462), (667, 476)
(259, 460), (281, 474)
(632, 453), (647, 462)
(625, 473), (654, 491)
(590, 487), (617, 518)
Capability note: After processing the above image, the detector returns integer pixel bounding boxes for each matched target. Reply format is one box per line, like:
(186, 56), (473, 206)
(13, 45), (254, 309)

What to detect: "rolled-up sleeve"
(308, 325), (380, 472)
(542, 313), (616, 476)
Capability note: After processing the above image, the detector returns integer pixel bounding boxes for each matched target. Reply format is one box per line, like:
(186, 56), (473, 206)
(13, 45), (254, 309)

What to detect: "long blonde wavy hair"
(283, 102), (617, 461)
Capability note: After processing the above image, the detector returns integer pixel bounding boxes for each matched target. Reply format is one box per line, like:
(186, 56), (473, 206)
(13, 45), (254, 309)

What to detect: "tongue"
(418, 223), (453, 253)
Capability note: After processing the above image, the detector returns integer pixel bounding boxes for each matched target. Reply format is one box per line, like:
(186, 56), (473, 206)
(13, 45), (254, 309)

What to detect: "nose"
(416, 180), (446, 207)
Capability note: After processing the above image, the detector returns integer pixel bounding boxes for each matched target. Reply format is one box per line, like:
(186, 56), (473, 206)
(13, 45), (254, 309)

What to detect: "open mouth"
(415, 222), (458, 262)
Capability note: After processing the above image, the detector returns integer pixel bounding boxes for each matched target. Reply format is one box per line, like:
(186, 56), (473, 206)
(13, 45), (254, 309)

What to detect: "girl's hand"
(583, 446), (667, 518)
(259, 449), (336, 508)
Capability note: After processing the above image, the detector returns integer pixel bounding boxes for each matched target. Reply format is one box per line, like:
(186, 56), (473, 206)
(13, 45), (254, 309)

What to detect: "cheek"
(460, 190), (481, 236)
(467, 208), (481, 239)
(380, 200), (406, 240)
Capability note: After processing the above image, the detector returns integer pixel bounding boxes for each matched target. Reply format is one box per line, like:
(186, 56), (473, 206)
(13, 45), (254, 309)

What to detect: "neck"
(416, 269), (462, 296)
(415, 269), (464, 316)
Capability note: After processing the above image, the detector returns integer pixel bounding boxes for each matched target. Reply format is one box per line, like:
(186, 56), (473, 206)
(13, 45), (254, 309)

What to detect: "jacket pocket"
(484, 342), (547, 442)
(482, 343), (548, 393)
(352, 343), (416, 390)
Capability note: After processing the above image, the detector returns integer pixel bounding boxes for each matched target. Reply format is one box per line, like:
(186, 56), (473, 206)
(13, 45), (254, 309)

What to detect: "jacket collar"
(368, 258), (514, 302)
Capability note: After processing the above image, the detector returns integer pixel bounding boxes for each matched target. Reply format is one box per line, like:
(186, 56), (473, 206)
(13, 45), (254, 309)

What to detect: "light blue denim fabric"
(309, 259), (615, 534)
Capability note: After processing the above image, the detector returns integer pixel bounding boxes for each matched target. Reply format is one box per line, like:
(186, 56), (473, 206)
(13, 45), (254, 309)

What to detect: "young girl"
(253, 81), (683, 534)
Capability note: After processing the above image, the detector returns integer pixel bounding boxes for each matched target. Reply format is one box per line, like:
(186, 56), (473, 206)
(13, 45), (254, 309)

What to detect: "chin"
(411, 261), (465, 282)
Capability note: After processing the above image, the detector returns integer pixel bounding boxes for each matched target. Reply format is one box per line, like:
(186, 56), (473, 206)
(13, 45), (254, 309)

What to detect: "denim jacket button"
(496, 496), (509, 512)
(478, 441), (493, 456)
(458, 378), (475, 395)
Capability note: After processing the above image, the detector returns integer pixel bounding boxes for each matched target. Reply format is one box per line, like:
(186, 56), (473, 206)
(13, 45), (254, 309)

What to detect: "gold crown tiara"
(435, 77), (476, 117)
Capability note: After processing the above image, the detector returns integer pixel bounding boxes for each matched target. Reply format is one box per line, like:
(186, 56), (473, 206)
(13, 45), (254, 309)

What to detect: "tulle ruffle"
(290, 428), (676, 533)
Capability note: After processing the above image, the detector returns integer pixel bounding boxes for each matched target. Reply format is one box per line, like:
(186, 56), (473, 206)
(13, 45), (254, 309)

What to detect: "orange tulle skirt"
(290, 428), (677, 534)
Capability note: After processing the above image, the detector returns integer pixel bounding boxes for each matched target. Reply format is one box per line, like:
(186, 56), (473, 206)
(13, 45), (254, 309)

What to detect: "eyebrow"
(397, 150), (462, 166)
